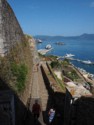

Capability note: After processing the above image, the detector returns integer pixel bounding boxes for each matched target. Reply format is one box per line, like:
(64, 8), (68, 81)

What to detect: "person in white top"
(48, 108), (55, 124)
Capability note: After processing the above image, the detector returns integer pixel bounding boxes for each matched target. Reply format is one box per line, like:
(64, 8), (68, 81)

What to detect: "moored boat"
(82, 60), (92, 64)
(36, 39), (42, 43)
(64, 53), (75, 58)
(45, 44), (52, 49)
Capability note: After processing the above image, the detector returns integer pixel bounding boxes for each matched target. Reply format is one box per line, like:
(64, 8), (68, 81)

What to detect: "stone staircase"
(38, 66), (48, 111)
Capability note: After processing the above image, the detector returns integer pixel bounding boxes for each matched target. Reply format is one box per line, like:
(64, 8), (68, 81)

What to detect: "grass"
(47, 63), (66, 92)
(61, 58), (70, 67)
(50, 60), (61, 69)
(65, 70), (79, 81)
(11, 62), (28, 92)
(0, 35), (32, 94)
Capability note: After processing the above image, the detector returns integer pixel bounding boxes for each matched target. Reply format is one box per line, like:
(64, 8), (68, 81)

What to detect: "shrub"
(11, 63), (28, 92)
(50, 61), (61, 69)
(62, 59), (70, 67)
(66, 70), (79, 81)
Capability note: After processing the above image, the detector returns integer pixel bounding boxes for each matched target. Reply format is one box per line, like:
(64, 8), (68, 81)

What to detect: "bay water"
(37, 38), (94, 74)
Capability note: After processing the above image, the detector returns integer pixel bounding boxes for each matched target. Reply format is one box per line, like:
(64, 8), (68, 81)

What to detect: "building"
(64, 81), (93, 125)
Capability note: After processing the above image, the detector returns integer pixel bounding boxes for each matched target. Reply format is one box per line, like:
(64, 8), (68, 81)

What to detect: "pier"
(68, 58), (94, 65)
(56, 56), (94, 65)
(38, 48), (53, 55)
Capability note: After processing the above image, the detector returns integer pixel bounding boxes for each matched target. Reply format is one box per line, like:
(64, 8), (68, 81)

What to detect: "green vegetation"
(62, 58), (70, 67)
(47, 63), (65, 92)
(65, 70), (79, 81)
(50, 60), (61, 69)
(56, 77), (65, 90)
(25, 34), (32, 40)
(0, 35), (32, 94)
(11, 63), (28, 92)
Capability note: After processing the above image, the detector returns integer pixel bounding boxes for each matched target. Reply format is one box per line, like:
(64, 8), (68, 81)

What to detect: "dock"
(38, 48), (53, 55)
(68, 58), (94, 65)
(56, 56), (94, 65)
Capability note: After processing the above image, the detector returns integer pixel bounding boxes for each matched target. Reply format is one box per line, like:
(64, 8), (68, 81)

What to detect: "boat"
(45, 44), (52, 49)
(82, 60), (92, 64)
(64, 53), (75, 58)
(36, 39), (42, 43)
(37, 39), (42, 43)
(55, 42), (65, 45)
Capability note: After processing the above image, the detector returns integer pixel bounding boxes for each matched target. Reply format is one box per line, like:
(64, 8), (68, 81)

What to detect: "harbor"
(36, 38), (94, 75)
(37, 50), (94, 75)
(49, 53), (94, 85)
(57, 54), (94, 65)
(68, 58), (94, 65)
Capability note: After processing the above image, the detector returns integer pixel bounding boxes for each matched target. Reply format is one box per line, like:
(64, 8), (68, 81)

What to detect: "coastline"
(41, 54), (94, 86)
(36, 38), (94, 75)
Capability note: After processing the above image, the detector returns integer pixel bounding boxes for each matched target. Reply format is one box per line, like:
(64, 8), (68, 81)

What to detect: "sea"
(37, 38), (94, 75)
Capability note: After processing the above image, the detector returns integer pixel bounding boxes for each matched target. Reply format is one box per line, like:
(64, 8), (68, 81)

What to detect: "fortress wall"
(0, 0), (25, 56)
(0, 1), (32, 124)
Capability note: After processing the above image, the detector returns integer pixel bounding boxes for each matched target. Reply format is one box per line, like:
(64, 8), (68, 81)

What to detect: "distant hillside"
(34, 33), (94, 41)
(34, 35), (53, 40)
(79, 33), (94, 40)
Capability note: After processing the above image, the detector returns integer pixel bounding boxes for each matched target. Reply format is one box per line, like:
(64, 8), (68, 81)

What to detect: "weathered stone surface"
(0, 1), (33, 124)
(0, 0), (25, 56)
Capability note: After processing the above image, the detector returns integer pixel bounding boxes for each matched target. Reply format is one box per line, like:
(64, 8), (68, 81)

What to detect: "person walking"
(32, 100), (41, 124)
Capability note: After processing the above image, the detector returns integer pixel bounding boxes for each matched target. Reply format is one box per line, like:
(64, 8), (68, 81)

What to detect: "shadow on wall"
(70, 97), (94, 125)
(40, 66), (66, 125)
(0, 78), (42, 125)
(40, 65), (94, 125)
(1, 67), (94, 125)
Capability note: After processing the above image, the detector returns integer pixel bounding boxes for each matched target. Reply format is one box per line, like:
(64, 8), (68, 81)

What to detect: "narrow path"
(38, 65), (48, 111)
(29, 39), (47, 125)
(31, 71), (40, 99)
(30, 39), (40, 99)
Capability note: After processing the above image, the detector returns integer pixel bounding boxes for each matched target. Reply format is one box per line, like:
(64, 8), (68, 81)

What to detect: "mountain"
(79, 33), (94, 40)
(34, 34), (94, 40)
(34, 35), (53, 41)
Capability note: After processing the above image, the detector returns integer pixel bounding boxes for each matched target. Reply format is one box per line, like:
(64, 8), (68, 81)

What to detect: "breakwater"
(38, 48), (53, 55)
(56, 56), (94, 65)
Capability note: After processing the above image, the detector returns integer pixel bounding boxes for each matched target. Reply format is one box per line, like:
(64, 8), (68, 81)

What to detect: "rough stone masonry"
(0, 0), (25, 56)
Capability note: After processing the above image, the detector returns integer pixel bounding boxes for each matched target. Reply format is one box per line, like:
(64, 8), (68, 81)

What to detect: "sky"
(8, 0), (94, 36)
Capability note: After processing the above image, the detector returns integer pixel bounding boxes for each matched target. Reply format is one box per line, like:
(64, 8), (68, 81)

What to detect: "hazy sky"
(8, 0), (94, 36)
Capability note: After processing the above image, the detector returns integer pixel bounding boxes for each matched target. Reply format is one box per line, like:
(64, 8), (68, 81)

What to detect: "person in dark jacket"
(32, 100), (41, 123)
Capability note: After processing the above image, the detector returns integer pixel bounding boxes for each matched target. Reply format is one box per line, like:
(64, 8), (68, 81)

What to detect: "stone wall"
(70, 97), (94, 125)
(0, 1), (32, 124)
(0, 0), (25, 56)
(41, 65), (66, 125)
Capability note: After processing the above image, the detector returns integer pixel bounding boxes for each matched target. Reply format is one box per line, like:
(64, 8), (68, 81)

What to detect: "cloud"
(90, 2), (94, 7)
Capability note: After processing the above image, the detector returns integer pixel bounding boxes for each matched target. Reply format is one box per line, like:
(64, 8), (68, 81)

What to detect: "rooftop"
(65, 82), (92, 98)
